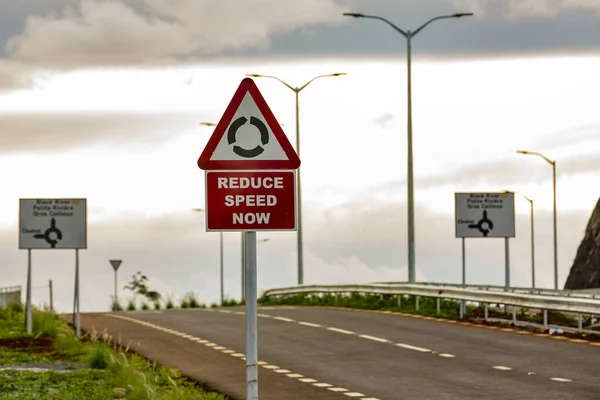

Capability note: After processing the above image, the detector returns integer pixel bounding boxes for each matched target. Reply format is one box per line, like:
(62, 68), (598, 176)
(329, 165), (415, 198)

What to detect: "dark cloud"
(0, 112), (203, 154)
(1, 196), (591, 313)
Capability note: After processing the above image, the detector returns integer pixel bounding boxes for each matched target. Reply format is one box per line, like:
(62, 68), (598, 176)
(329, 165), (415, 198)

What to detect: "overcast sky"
(0, 0), (599, 313)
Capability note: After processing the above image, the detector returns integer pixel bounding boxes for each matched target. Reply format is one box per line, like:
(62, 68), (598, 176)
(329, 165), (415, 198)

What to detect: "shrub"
(153, 300), (161, 310)
(141, 302), (150, 311)
(126, 298), (137, 311)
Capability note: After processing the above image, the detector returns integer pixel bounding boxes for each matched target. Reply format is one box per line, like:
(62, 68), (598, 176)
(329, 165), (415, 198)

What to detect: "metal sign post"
(244, 231), (258, 400)
(198, 78), (301, 400)
(109, 260), (123, 307)
(460, 238), (466, 318)
(26, 249), (32, 334)
(75, 249), (81, 337)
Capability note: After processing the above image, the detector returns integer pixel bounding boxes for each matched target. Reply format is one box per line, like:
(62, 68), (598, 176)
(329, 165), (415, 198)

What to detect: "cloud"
(4, 0), (349, 69)
(374, 112), (393, 128)
(414, 153), (600, 189)
(452, 0), (600, 19)
(0, 111), (202, 154)
(0, 60), (36, 91)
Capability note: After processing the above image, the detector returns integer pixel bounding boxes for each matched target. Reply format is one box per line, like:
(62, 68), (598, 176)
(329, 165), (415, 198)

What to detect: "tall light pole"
(516, 150), (558, 289)
(192, 207), (224, 305)
(343, 11), (473, 284)
(242, 237), (271, 302)
(503, 190), (536, 289)
(244, 73), (347, 286)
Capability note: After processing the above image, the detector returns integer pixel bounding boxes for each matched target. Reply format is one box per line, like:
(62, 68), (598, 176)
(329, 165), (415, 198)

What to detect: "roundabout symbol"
(227, 116), (269, 158)
(468, 210), (494, 237)
(33, 217), (63, 248)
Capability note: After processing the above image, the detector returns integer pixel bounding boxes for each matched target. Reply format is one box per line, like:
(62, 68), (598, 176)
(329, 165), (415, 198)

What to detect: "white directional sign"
(19, 198), (87, 249)
(455, 192), (515, 238)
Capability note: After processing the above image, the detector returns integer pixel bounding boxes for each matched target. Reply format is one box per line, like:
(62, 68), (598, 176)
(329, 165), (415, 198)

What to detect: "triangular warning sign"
(109, 260), (122, 271)
(198, 77), (301, 170)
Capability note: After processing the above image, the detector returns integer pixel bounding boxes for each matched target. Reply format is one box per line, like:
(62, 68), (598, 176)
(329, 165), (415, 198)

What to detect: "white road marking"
(205, 343), (217, 347)
(234, 311), (245, 315)
(550, 377), (572, 382)
(395, 343), (431, 353)
(344, 392), (366, 397)
(359, 334), (389, 343)
(218, 310), (233, 314)
(298, 321), (321, 328)
(328, 387), (349, 392)
(438, 353), (455, 358)
(274, 316), (295, 322)
(299, 378), (318, 383)
(213, 346), (226, 350)
(493, 366), (512, 371)
(263, 365), (279, 370)
(257, 314), (272, 318)
(275, 369), (291, 373)
(286, 373), (303, 378)
(222, 350), (235, 354)
(327, 327), (355, 335)
(231, 353), (245, 358)
(313, 383), (333, 388)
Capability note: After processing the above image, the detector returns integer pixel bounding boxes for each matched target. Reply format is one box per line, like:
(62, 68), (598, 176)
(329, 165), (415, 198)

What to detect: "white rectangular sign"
(455, 192), (515, 238)
(19, 198), (87, 249)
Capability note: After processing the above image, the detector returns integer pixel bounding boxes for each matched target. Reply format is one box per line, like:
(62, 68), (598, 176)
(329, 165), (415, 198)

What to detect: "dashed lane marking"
(105, 314), (380, 400)
(298, 321), (322, 328)
(493, 366), (512, 371)
(359, 335), (390, 343)
(550, 377), (572, 383)
(394, 343), (431, 353)
(326, 327), (355, 335)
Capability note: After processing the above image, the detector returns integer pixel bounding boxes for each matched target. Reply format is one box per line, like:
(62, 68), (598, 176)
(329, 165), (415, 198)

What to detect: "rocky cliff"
(564, 197), (600, 290)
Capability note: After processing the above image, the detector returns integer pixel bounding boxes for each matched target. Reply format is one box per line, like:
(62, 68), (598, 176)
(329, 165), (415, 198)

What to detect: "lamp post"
(242, 237), (271, 302)
(516, 150), (558, 289)
(244, 73), (347, 286)
(343, 11), (473, 284)
(192, 207), (224, 305)
(502, 190), (536, 289)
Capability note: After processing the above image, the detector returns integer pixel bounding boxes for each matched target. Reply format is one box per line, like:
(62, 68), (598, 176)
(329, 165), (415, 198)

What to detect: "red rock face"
(565, 197), (600, 289)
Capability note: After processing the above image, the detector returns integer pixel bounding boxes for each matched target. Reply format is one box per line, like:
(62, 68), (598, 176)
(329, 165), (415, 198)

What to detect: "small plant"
(153, 300), (161, 310)
(87, 344), (110, 369)
(180, 299), (190, 309)
(165, 293), (175, 309)
(187, 292), (201, 308)
(141, 302), (150, 310)
(126, 298), (137, 311)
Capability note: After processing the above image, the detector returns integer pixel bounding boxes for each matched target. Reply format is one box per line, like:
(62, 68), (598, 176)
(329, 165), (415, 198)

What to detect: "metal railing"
(260, 283), (600, 333)
(0, 285), (21, 308)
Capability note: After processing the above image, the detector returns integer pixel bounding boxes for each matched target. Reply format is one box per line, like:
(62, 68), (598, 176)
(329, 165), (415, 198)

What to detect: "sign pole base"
(244, 231), (258, 400)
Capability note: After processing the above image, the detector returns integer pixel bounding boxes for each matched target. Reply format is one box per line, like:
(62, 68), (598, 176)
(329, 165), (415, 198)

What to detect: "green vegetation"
(0, 302), (227, 400)
(258, 292), (582, 327)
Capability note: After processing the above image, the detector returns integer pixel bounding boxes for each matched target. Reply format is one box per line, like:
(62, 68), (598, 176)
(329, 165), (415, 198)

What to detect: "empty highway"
(77, 306), (600, 400)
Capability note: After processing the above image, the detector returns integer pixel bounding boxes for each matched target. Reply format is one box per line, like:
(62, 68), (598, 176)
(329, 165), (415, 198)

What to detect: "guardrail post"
(459, 300), (464, 319)
(512, 306), (517, 324)
(543, 309), (548, 328)
(397, 295), (401, 309)
(436, 297), (440, 315)
(578, 314), (583, 333)
(484, 303), (488, 321)
(415, 296), (420, 312)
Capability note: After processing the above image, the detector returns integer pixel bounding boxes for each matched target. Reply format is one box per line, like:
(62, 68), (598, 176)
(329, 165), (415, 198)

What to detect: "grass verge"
(0, 302), (228, 400)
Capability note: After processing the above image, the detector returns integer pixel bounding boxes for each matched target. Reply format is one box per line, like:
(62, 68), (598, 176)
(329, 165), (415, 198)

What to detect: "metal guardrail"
(0, 285), (21, 308)
(260, 283), (600, 316)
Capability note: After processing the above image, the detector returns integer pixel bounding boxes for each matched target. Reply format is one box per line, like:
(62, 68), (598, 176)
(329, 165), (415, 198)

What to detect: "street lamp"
(516, 150), (558, 289)
(502, 190), (536, 289)
(245, 72), (347, 286)
(241, 237), (271, 301)
(343, 12), (473, 284)
(192, 208), (224, 305)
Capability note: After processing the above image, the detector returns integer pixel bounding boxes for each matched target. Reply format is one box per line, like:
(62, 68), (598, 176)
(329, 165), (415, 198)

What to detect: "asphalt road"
(81, 306), (600, 400)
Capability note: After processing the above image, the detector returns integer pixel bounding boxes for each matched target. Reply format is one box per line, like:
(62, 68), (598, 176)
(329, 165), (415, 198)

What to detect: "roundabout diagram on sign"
(228, 116), (269, 158)
(33, 217), (63, 248)
(468, 210), (494, 237)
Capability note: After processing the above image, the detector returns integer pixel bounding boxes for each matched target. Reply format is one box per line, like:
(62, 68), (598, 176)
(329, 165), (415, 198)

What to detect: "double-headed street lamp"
(343, 12), (473, 283)
(516, 150), (558, 289)
(192, 208), (224, 305)
(245, 73), (347, 286)
(502, 190), (536, 289)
